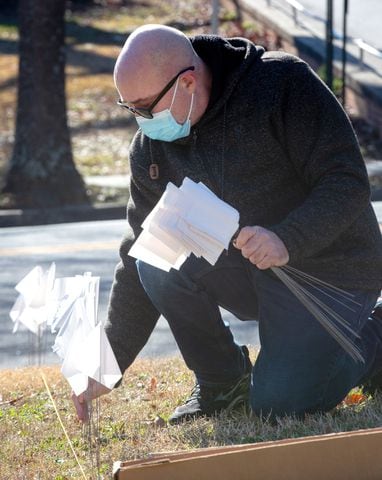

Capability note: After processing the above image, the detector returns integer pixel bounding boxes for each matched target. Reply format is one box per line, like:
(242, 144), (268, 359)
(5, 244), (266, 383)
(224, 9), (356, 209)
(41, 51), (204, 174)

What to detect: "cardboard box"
(113, 427), (382, 480)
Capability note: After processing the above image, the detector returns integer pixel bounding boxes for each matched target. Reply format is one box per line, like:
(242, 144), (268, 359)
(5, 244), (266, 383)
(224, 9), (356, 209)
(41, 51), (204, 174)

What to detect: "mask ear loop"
(169, 77), (180, 110)
(170, 76), (194, 123)
(186, 93), (194, 122)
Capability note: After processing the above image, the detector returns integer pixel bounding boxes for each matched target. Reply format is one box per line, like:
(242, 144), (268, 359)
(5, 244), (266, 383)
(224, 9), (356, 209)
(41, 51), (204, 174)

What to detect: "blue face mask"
(136, 79), (194, 142)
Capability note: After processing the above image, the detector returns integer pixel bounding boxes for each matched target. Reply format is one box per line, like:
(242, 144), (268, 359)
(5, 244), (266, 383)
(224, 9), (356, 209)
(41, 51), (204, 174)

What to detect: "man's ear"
(180, 72), (196, 94)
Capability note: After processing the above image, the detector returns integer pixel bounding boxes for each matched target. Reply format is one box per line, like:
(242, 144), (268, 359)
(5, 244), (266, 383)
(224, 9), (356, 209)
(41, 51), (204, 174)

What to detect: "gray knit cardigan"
(106, 35), (382, 374)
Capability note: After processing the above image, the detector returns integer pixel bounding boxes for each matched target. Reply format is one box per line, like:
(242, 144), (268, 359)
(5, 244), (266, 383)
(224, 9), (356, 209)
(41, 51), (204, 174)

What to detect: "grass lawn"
(1, 351), (382, 479)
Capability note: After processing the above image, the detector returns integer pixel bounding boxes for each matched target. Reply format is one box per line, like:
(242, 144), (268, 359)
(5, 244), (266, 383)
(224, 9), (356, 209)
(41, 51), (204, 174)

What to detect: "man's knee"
(136, 260), (196, 301)
(249, 378), (347, 419)
(250, 385), (305, 419)
(136, 260), (171, 299)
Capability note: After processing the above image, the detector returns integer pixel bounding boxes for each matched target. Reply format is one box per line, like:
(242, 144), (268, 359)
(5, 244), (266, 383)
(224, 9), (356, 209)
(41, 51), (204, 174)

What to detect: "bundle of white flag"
(10, 265), (122, 395)
(129, 177), (240, 271)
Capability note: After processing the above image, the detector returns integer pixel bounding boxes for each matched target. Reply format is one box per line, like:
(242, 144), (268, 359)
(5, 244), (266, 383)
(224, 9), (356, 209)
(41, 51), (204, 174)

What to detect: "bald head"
(114, 25), (198, 101)
(114, 24), (212, 127)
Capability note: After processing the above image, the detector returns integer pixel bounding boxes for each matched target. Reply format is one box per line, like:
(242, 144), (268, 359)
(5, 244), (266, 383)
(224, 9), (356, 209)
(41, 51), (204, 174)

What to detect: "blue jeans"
(137, 247), (381, 418)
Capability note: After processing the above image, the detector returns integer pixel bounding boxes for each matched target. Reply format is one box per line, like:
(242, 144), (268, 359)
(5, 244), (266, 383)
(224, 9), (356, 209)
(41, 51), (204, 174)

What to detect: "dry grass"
(1, 351), (382, 480)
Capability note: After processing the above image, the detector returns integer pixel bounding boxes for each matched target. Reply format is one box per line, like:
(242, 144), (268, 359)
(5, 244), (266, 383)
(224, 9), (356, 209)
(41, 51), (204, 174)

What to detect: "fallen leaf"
(149, 377), (157, 393)
(343, 392), (367, 406)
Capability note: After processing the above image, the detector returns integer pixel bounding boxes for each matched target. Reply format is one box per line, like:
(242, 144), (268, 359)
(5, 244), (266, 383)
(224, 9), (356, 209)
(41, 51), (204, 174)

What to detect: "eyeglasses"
(117, 66), (195, 119)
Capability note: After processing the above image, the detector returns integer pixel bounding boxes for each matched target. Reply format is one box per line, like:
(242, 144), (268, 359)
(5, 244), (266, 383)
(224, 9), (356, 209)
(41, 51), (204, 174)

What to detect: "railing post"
(211, 0), (219, 34)
(341, 0), (348, 105)
(325, 0), (334, 90)
(359, 47), (364, 67)
(292, 6), (298, 25)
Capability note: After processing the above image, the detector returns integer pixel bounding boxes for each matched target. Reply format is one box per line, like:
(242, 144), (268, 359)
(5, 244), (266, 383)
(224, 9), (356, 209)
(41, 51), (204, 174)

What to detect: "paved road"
(0, 219), (259, 370)
(4, 198), (382, 370)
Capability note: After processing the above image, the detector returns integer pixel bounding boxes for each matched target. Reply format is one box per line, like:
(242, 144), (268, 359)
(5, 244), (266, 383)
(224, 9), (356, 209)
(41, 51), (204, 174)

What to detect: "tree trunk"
(2, 0), (89, 208)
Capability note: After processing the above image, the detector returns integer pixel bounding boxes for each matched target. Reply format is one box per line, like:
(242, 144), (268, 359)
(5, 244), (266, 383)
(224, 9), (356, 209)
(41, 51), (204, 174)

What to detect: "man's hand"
(71, 378), (111, 423)
(234, 226), (289, 270)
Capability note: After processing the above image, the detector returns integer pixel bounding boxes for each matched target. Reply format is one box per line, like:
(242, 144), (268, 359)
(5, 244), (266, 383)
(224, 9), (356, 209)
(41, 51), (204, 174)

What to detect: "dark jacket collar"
(172, 35), (265, 144)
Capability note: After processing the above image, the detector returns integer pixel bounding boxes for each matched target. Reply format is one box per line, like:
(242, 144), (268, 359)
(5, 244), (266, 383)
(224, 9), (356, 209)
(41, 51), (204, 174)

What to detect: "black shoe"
(362, 301), (382, 395)
(168, 346), (252, 424)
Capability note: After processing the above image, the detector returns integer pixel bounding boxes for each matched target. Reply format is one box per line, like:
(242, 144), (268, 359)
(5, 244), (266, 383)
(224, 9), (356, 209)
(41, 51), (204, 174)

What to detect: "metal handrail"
(354, 38), (382, 65)
(265, 0), (382, 66)
(285, 0), (303, 25)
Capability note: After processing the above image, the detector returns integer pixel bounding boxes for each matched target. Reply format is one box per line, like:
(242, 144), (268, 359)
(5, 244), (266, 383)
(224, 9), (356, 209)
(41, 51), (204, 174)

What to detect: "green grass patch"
(1, 357), (382, 479)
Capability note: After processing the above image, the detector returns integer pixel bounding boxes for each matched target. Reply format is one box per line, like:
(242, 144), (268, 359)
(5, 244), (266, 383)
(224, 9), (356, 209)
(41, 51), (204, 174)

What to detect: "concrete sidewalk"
(2, 171), (382, 227)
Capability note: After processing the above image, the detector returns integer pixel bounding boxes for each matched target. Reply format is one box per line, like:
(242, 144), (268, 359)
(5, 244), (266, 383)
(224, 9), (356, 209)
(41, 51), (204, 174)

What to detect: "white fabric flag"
(9, 263), (56, 335)
(129, 177), (239, 271)
(51, 273), (122, 395)
(10, 268), (122, 395)
(61, 323), (122, 396)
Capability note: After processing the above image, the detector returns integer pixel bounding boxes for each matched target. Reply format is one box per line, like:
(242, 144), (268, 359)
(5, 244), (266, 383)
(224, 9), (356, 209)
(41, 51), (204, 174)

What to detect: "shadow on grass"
(0, 18), (130, 91)
(70, 115), (136, 134)
(66, 20), (128, 47)
(0, 37), (17, 54)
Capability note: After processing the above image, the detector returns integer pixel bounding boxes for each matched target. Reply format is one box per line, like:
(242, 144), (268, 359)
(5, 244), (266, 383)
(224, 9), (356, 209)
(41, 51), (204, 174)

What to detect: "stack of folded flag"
(129, 177), (240, 271)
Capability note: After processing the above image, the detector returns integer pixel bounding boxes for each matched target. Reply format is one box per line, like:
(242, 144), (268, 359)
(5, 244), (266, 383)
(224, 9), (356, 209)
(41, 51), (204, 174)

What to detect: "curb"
(0, 203), (126, 228)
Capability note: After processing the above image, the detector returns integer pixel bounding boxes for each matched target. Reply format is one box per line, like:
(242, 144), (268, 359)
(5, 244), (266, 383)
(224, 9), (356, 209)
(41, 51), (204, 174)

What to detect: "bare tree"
(2, 0), (89, 208)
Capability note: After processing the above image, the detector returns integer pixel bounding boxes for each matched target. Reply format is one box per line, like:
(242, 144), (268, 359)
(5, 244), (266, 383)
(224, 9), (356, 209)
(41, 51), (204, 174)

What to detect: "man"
(73, 24), (382, 423)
